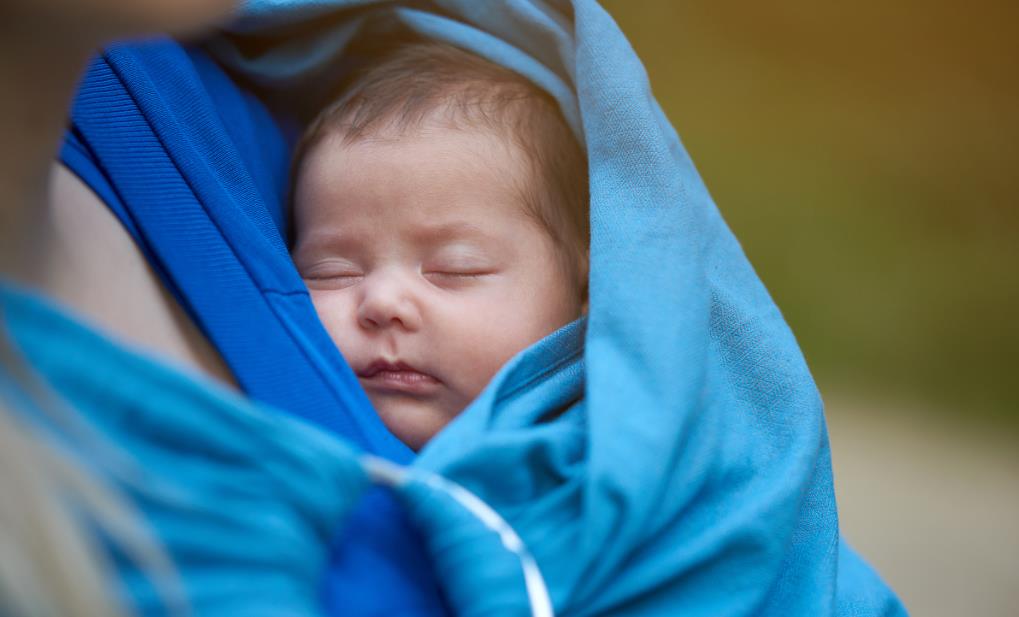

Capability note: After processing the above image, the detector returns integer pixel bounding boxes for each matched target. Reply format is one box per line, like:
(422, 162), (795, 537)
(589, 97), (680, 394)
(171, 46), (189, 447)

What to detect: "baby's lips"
(357, 358), (439, 382)
(358, 360), (443, 396)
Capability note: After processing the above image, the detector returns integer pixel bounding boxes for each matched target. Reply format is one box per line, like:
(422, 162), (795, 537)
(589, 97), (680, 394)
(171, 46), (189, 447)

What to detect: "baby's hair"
(292, 40), (589, 293)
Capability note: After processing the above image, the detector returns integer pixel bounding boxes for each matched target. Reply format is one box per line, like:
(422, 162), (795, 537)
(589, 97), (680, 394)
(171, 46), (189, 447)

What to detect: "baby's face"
(292, 127), (582, 450)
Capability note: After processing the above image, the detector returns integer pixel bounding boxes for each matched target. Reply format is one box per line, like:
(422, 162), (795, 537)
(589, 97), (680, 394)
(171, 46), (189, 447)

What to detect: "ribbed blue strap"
(65, 40), (449, 616)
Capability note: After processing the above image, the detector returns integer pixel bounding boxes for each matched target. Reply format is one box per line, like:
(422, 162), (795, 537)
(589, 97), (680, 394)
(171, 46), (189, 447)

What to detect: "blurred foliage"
(601, 1), (1019, 420)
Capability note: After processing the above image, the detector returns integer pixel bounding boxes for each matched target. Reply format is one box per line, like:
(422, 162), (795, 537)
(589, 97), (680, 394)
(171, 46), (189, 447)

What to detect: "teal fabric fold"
(211, 1), (907, 614)
(2, 280), (553, 616)
(0, 283), (373, 616)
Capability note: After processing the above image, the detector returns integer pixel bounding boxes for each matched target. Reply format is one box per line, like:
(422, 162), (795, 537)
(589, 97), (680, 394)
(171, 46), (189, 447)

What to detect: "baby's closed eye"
(423, 270), (493, 284)
(299, 260), (363, 289)
(423, 263), (496, 282)
(423, 246), (498, 282)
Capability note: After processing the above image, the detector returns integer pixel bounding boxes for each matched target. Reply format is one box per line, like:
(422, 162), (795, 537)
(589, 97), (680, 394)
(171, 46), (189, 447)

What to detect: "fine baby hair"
(291, 39), (589, 294)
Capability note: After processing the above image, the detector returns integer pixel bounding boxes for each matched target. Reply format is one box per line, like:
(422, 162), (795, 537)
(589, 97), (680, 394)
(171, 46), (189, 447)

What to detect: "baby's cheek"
(308, 291), (356, 346)
(462, 315), (537, 381)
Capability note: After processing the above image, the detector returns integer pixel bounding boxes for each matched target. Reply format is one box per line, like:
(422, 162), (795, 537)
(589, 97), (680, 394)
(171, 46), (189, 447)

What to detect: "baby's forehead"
(404, 220), (510, 244)
(297, 131), (541, 220)
(303, 123), (530, 195)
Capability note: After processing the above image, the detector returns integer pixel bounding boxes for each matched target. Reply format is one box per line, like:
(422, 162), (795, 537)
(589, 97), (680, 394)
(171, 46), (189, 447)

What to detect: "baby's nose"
(356, 273), (422, 332)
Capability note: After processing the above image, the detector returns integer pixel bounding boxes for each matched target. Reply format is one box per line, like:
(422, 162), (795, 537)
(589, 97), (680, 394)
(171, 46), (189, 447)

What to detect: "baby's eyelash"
(423, 270), (493, 282)
(300, 267), (363, 289)
(303, 272), (362, 280)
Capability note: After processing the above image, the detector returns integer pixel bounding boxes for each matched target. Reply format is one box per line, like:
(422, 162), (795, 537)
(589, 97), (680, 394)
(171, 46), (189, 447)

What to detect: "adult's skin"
(0, 1), (239, 614)
(0, 0), (236, 385)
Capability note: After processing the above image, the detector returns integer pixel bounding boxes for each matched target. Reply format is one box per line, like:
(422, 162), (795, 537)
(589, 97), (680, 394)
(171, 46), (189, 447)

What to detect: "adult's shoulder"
(41, 162), (235, 387)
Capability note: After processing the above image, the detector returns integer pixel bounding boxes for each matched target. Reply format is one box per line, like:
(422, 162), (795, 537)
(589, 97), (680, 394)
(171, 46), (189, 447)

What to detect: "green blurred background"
(600, 2), (1018, 615)
(601, 1), (1018, 420)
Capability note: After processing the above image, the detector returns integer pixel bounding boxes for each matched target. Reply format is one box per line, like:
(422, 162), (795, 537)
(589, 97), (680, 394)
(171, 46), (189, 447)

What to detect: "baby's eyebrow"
(410, 221), (496, 244)
(296, 230), (361, 253)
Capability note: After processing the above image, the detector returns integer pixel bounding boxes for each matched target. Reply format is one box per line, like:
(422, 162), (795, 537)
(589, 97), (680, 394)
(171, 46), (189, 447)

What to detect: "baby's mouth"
(357, 359), (441, 395)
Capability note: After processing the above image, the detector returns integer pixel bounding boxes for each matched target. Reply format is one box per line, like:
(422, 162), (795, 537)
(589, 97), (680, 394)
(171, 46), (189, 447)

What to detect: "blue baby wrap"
(1, 283), (371, 616)
(2, 282), (543, 615)
(47, 0), (907, 614)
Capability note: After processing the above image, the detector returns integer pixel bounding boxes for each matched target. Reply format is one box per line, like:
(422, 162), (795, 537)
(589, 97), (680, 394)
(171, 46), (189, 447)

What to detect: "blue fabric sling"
(214, 1), (908, 615)
(0, 281), (549, 616)
(55, 0), (908, 614)
(1, 282), (371, 616)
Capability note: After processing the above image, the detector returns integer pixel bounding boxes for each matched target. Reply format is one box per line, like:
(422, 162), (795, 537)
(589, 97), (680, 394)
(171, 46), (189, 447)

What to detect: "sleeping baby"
(290, 40), (588, 449)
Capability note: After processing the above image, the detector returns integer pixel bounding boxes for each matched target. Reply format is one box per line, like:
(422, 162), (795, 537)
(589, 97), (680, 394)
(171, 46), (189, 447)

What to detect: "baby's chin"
(371, 394), (461, 451)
